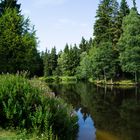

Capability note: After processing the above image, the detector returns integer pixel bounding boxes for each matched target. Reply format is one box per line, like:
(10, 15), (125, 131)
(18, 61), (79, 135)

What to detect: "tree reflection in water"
(49, 83), (140, 140)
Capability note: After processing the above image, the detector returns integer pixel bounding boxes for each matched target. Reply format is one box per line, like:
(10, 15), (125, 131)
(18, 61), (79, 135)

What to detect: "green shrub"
(45, 76), (62, 83)
(45, 77), (55, 83)
(61, 76), (77, 83)
(0, 74), (78, 140)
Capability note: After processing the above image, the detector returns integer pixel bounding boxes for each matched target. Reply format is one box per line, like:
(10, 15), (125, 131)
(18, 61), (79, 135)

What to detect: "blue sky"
(18, 0), (140, 52)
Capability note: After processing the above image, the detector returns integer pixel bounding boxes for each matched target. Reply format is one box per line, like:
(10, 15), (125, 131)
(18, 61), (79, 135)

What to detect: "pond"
(48, 82), (140, 140)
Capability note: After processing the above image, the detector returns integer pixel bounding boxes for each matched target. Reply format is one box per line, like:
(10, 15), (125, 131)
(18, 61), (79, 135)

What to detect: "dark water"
(49, 82), (140, 140)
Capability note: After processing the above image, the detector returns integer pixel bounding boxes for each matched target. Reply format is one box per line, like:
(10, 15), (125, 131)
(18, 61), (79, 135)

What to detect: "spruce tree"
(93, 0), (112, 45)
(79, 37), (88, 53)
(132, 0), (137, 11)
(0, 0), (20, 15)
(57, 44), (80, 76)
(43, 49), (52, 77)
(0, 8), (41, 76)
(109, 0), (119, 46)
(115, 0), (129, 44)
(50, 47), (57, 75)
(120, 0), (130, 16)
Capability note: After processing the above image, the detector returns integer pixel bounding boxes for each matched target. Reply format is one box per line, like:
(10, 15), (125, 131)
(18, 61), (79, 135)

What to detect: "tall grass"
(0, 74), (78, 139)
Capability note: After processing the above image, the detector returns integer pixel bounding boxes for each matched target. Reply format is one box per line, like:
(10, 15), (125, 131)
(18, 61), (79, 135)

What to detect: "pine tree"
(0, 0), (20, 16)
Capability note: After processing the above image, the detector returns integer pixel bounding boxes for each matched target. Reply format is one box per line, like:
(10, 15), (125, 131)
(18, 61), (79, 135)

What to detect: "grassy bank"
(0, 74), (78, 140)
(0, 128), (57, 140)
(89, 78), (139, 86)
(42, 76), (139, 86)
(0, 129), (17, 140)
(40, 76), (77, 84)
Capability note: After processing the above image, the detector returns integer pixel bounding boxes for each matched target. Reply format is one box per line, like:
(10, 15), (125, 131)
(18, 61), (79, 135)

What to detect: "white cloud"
(33, 0), (67, 7)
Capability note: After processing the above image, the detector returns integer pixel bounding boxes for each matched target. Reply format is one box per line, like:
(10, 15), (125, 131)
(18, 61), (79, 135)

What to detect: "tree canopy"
(0, 1), (43, 76)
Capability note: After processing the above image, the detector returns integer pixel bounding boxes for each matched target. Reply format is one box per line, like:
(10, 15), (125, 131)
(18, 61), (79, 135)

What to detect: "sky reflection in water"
(77, 108), (96, 140)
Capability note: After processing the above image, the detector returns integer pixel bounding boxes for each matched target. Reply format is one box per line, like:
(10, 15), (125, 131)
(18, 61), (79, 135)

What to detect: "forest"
(43, 0), (140, 84)
(0, 0), (140, 84)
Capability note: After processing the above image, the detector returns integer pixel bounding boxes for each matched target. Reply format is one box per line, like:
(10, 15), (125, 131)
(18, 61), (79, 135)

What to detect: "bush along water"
(0, 74), (78, 139)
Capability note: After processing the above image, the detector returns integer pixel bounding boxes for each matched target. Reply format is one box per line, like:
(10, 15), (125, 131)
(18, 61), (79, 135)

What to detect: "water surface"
(49, 82), (140, 140)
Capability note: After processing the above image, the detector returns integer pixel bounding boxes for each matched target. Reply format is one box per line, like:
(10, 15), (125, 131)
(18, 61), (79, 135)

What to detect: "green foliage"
(132, 0), (137, 11)
(93, 0), (112, 45)
(93, 0), (129, 47)
(0, 8), (43, 76)
(91, 42), (118, 80)
(45, 77), (61, 83)
(0, 127), (58, 140)
(47, 0), (139, 83)
(79, 37), (91, 53)
(77, 42), (118, 80)
(57, 44), (80, 76)
(60, 76), (77, 83)
(118, 9), (140, 82)
(113, 0), (130, 47)
(0, 74), (78, 139)
(120, 0), (130, 16)
(44, 76), (77, 84)
(43, 47), (58, 77)
(43, 37), (92, 78)
(76, 52), (93, 80)
(0, 0), (21, 16)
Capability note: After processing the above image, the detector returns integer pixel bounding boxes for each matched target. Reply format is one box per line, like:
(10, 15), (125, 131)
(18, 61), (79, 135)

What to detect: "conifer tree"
(79, 37), (89, 53)
(114, 0), (130, 45)
(0, 8), (41, 76)
(109, 0), (119, 46)
(50, 47), (57, 75)
(43, 49), (51, 76)
(93, 0), (112, 45)
(0, 0), (20, 15)
(132, 0), (137, 11)
(120, 0), (130, 16)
